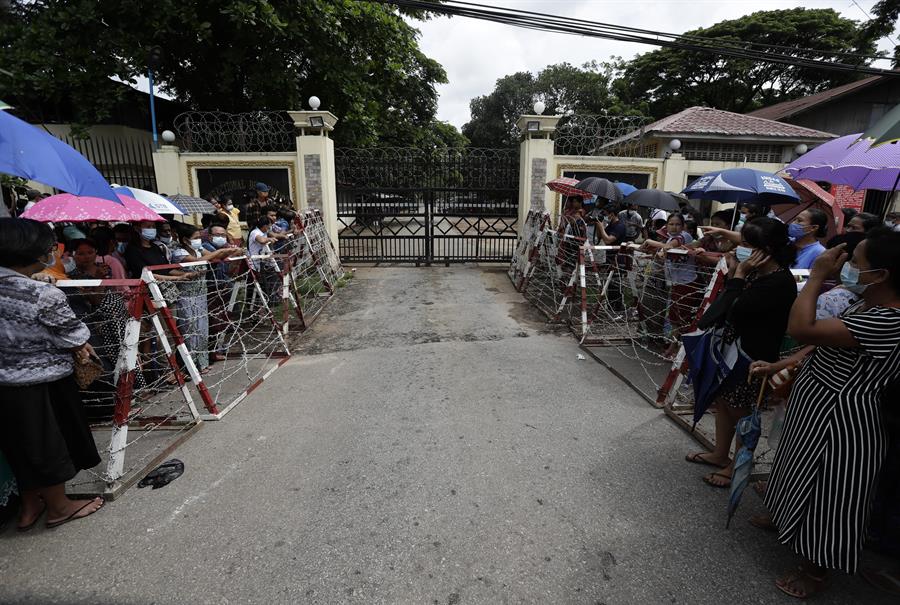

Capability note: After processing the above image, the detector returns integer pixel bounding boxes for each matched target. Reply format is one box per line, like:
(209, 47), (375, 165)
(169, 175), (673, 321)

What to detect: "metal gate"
(335, 147), (519, 263)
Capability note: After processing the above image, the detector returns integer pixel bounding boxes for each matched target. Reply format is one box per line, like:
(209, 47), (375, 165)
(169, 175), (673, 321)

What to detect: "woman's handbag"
(73, 351), (104, 389)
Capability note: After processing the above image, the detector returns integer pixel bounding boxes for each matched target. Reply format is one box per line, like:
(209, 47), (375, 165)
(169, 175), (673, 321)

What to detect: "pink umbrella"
(21, 193), (165, 223)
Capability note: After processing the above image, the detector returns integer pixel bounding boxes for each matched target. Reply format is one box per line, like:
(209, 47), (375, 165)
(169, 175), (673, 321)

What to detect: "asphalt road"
(0, 266), (894, 604)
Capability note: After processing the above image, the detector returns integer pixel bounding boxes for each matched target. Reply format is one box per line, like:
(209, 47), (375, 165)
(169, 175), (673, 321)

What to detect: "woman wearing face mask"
(202, 223), (239, 362)
(761, 228), (900, 598)
(685, 218), (798, 487)
(790, 209), (828, 269)
(0, 218), (105, 531)
(218, 195), (244, 245)
(170, 222), (240, 373)
(123, 220), (172, 279)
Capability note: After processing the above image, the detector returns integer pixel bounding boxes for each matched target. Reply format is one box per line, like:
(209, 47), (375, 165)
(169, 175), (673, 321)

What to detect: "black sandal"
(46, 498), (104, 529)
(685, 452), (728, 468)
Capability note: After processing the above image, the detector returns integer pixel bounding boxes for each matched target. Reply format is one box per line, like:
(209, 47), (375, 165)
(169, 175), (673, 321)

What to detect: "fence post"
(288, 110), (340, 252)
(516, 114), (561, 234)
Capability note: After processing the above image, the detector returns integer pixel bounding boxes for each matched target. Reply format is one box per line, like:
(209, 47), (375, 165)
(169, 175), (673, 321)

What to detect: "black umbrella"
(623, 189), (681, 211)
(575, 177), (623, 202)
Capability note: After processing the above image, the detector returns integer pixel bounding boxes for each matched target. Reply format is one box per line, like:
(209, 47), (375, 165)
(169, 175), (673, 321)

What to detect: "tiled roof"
(642, 106), (835, 139)
(747, 76), (885, 121)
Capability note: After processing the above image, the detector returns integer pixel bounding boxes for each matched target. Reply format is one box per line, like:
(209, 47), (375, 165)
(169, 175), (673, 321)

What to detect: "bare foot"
(749, 513), (777, 533)
(46, 497), (104, 528)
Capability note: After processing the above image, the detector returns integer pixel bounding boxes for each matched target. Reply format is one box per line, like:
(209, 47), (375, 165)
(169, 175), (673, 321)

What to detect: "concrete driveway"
(0, 266), (893, 604)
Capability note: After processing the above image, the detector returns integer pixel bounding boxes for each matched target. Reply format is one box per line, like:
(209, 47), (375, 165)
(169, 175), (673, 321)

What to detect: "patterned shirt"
(0, 266), (90, 386)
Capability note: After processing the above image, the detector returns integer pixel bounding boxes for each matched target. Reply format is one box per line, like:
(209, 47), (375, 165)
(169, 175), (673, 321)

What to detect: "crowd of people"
(556, 191), (900, 598)
(0, 182), (301, 531)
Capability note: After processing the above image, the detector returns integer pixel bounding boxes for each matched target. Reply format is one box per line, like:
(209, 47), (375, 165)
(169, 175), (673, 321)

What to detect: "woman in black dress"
(0, 218), (104, 530)
(763, 228), (900, 598)
(684, 218), (798, 488)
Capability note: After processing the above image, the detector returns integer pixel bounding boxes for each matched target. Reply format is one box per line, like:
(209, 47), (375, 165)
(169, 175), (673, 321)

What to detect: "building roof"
(641, 106), (835, 139)
(601, 106), (834, 152)
(747, 76), (886, 121)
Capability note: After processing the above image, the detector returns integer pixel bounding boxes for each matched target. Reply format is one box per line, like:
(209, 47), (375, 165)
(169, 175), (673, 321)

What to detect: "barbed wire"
(554, 114), (656, 157)
(174, 111), (297, 153)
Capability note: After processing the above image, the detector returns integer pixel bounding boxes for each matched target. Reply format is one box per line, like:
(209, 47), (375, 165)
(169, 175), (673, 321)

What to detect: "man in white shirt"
(247, 217), (280, 303)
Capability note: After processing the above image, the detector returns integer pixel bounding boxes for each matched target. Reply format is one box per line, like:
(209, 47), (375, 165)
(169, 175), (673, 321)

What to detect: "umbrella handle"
(753, 375), (768, 410)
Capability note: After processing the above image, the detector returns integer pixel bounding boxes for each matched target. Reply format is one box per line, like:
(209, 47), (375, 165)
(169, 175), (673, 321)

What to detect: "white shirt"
(248, 228), (273, 270)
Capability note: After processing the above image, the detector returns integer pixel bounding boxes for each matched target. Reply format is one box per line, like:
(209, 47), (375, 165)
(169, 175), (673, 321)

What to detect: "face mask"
(159, 236), (173, 245)
(788, 223), (808, 240)
(886, 221), (894, 228)
(840, 263), (881, 295)
(116, 242), (127, 254)
(140, 228), (157, 241)
(211, 236), (227, 248)
(189, 238), (203, 250)
(40, 253), (56, 269)
(226, 204), (234, 211)
(737, 214), (747, 225)
(62, 257), (76, 273)
(735, 245), (754, 262)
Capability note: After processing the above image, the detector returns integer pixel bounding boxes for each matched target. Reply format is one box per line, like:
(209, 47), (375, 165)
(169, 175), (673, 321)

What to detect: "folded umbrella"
(623, 189), (681, 211)
(682, 168), (799, 204)
(113, 185), (186, 215)
(21, 193), (164, 223)
(726, 380), (765, 528)
(576, 177), (623, 203)
(545, 177), (592, 198)
(783, 133), (900, 191)
(681, 327), (753, 426)
(0, 110), (120, 203)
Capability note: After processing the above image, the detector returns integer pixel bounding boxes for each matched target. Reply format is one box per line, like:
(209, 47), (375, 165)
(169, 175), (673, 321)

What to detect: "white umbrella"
(112, 184), (187, 215)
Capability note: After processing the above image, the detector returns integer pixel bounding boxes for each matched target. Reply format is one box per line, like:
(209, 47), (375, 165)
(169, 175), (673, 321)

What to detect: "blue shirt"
(793, 241), (825, 270)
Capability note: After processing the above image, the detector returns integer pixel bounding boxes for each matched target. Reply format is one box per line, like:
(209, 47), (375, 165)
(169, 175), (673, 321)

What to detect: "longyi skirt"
(0, 375), (101, 490)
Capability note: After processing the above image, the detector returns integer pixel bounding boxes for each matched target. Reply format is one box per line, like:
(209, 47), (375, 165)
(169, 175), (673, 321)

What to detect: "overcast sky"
(412, 0), (897, 128)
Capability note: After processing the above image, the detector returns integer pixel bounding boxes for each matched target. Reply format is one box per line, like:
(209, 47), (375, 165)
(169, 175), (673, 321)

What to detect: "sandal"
(775, 568), (827, 599)
(749, 513), (777, 533)
(16, 502), (47, 532)
(703, 471), (732, 489)
(685, 452), (729, 468)
(46, 498), (104, 529)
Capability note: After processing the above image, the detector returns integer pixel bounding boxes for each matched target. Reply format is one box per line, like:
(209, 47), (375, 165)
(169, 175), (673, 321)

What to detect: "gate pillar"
(516, 114), (561, 232)
(289, 110), (340, 248)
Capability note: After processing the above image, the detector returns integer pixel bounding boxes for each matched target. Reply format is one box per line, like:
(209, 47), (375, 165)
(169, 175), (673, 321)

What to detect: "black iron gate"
(336, 147), (519, 263)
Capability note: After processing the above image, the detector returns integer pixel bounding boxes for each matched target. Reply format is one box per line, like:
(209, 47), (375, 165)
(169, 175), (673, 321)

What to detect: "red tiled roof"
(747, 76), (885, 121)
(643, 106), (835, 139)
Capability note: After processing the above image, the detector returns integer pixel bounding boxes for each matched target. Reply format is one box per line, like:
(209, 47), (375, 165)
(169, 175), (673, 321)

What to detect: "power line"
(380, 0), (899, 77)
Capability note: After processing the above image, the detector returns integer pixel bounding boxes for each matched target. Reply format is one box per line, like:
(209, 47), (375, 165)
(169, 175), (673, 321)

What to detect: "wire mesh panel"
(335, 147), (519, 263)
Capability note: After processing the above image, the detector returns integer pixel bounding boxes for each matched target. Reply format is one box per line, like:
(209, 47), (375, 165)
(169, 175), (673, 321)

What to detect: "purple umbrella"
(783, 133), (900, 191)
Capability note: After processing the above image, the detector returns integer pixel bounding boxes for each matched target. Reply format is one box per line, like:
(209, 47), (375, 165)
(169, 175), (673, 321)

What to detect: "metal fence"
(61, 134), (158, 192)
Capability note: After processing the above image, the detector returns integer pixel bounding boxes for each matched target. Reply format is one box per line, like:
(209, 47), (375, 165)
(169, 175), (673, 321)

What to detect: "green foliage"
(462, 62), (625, 148)
(0, 0), (448, 147)
(614, 8), (878, 119)
(856, 0), (900, 66)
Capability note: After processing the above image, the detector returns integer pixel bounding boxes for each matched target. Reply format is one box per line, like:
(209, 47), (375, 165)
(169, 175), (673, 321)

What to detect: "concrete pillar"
(288, 111), (340, 248)
(516, 114), (561, 231)
(152, 144), (181, 194)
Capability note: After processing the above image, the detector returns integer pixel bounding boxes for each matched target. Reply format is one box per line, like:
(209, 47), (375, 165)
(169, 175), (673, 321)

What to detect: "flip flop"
(703, 471), (732, 489)
(46, 498), (104, 529)
(775, 569), (827, 599)
(16, 502), (47, 532)
(685, 452), (728, 469)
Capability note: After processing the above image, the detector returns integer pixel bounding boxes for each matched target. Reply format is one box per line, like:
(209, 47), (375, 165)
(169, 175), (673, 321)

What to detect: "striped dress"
(765, 303), (900, 574)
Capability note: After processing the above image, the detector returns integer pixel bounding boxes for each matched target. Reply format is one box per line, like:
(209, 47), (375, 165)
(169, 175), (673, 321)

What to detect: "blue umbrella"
(615, 182), (638, 197)
(726, 382), (765, 528)
(681, 168), (799, 204)
(0, 110), (120, 203)
(681, 327), (753, 426)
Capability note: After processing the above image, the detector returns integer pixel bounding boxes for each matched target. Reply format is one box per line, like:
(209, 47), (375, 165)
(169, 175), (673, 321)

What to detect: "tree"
(613, 8), (879, 119)
(855, 0), (900, 66)
(462, 62), (626, 148)
(0, 0), (448, 147)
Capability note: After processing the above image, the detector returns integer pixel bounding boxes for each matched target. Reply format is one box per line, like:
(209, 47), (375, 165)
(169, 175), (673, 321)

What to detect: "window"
(680, 142), (782, 163)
